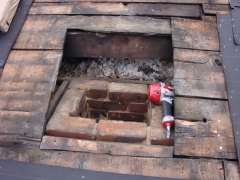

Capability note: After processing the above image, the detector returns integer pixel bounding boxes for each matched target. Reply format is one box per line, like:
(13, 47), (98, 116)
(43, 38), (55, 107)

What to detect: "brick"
(89, 109), (107, 119)
(88, 100), (127, 111)
(54, 89), (85, 117)
(108, 112), (145, 122)
(96, 120), (147, 143)
(69, 79), (108, 98)
(150, 107), (174, 146)
(128, 103), (148, 113)
(108, 82), (148, 102)
(46, 113), (96, 140)
(80, 102), (88, 118)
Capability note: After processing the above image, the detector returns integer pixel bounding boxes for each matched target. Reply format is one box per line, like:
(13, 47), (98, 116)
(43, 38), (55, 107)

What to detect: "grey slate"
(217, 13), (240, 168)
(229, 0), (240, 8)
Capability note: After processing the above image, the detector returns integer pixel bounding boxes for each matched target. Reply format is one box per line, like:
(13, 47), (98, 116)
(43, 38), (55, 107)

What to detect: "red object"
(148, 83), (161, 104)
(162, 121), (175, 129)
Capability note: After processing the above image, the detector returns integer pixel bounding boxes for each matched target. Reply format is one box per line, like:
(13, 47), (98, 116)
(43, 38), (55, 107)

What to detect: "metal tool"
(148, 82), (174, 138)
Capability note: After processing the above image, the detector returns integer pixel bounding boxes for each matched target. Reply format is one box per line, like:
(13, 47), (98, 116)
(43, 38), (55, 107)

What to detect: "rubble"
(59, 57), (173, 85)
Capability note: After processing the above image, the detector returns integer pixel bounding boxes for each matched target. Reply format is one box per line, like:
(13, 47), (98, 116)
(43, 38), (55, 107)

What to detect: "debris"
(59, 57), (173, 85)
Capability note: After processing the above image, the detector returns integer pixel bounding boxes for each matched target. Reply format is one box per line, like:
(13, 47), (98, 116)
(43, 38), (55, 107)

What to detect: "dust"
(59, 57), (173, 85)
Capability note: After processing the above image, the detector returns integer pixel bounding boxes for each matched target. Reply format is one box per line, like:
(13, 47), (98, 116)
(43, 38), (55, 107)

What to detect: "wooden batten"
(29, 2), (201, 18)
(64, 31), (173, 59)
(174, 97), (237, 159)
(174, 48), (227, 99)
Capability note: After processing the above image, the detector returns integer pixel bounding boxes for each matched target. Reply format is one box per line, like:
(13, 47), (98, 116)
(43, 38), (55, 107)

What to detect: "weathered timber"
(172, 17), (220, 51)
(175, 120), (237, 159)
(7, 50), (62, 66)
(13, 15), (171, 50)
(0, 110), (46, 139)
(0, 91), (51, 113)
(174, 97), (237, 159)
(46, 80), (69, 122)
(34, 0), (229, 5)
(0, 64), (59, 90)
(40, 136), (173, 158)
(0, 50), (62, 92)
(174, 49), (227, 99)
(0, 135), (40, 148)
(0, 147), (224, 179)
(224, 161), (240, 180)
(203, 4), (231, 14)
(175, 97), (230, 121)
(13, 31), (66, 50)
(0, 82), (54, 92)
(30, 2), (201, 18)
(64, 32), (172, 59)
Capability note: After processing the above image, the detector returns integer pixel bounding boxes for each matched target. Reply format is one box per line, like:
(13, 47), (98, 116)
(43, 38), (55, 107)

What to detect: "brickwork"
(96, 120), (147, 143)
(46, 79), (172, 147)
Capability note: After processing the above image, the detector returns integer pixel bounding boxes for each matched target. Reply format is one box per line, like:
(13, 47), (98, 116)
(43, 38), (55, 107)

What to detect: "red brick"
(89, 109), (107, 119)
(46, 113), (96, 140)
(87, 89), (107, 99)
(150, 107), (174, 146)
(54, 89), (85, 117)
(69, 79), (108, 98)
(108, 82), (148, 102)
(108, 112), (145, 122)
(96, 120), (147, 143)
(88, 100), (127, 111)
(80, 102), (88, 118)
(128, 103), (148, 113)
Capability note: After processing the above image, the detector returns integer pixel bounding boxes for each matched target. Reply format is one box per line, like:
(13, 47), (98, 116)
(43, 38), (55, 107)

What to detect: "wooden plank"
(0, 50), (62, 92)
(7, 50), (62, 65)
(0, 135), (40, 148)
(46, 80), (69, 122)
(34, 0), (229, 5)
(0, 82), (55, 92)
(174, 49), (227, 99)
(0, 91), (51, 113)
(40, 136), (173, 158)
(13, 31), (66, 50)
(174, 97), (237, 159)
(13, 15), (171, 50)
(29, 2), (201, 18)
(0, 64), (59, 89)
(0, 110), (46, 139)
(64, 32), (172, 59)
(21, 15), (171, 33)
(172, 17), (220, 51)
(203, 4), (231, 14)
(224, 161), (240, 180)
(175, 97), (231, 121)
(0, 146), (225, 179)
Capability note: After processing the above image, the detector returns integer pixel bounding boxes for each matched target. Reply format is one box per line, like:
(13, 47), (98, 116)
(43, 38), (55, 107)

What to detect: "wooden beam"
(0, 111), (46, 139)
(224, 161), (240, 180)
(13, 15), (171, 50)
(174, 49), (227, 99)
(46, 80), (69, 122)
(203, 4), (231, 14)
(29, 2), (201, 18)
(0, 147), (225, 179)
(40, 136), (173, 158)
(64, 31), (172, 59)
(34, 0), (229, 5)
(172, 17), (220, 51)
(174, 97), (237, 159)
